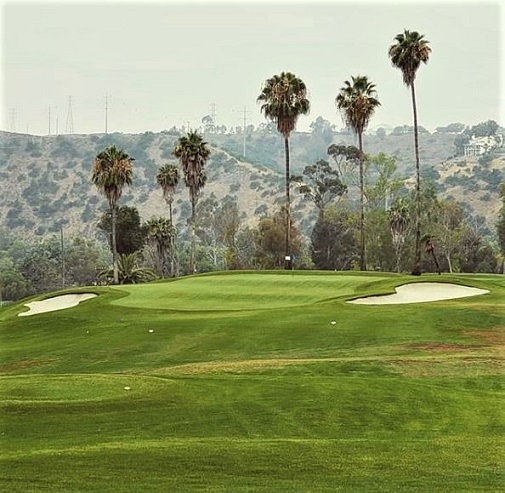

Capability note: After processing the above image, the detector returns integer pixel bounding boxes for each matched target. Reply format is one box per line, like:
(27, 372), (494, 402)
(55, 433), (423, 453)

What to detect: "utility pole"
(48, 106), (52, 135)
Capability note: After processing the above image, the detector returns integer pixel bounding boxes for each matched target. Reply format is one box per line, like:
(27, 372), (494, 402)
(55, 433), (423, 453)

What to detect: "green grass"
(0, 271), (504, 491)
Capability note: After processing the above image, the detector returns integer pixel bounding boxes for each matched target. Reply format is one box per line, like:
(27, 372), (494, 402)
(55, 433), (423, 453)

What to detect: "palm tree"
(388, 29), (432, 276)
(98, 253), (156, 285)
(157, 163), (180, 276)
(91, 145), (134, 284)
(156, 164), (179, 223)
(257, 72), (310, 269)
(144, 216), (175, 278)
(336, 75), (380, 271)
(173, 131), (210, 274)
(388, 197), (410, 273)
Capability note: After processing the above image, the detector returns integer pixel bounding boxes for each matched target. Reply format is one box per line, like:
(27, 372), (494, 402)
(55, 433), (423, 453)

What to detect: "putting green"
(110, 273), (387, 311)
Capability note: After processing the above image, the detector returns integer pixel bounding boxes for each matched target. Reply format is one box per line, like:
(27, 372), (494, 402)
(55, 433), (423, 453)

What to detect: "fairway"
(1, 272), (504, 492)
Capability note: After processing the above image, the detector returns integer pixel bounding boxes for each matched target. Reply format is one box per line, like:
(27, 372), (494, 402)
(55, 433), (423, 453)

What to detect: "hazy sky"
(1, 0), (503, 135)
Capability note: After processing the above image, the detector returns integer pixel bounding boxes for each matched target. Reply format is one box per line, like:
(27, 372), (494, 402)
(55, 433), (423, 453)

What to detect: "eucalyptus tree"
(294, 159), (347, 218)
(156, 163), (180, 275)
(388, 29), (432, 275)
(257, 71), (310, 269)
(336, 75), (380, 270)
(91, 145), (134, 284)
(173, 131), (210, 274)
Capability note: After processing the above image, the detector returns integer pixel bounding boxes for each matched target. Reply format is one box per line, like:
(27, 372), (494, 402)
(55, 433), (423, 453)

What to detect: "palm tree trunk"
(190, 199), (196, 274)
(446, 254), (452, 274)
(284, 136), (292, 270)
(395, 243), (401, 274)
(169, 201), (176, 277)
(411, 81), (422, 276)
(111, 203), (119, 284)
(358, 132), (366, 271)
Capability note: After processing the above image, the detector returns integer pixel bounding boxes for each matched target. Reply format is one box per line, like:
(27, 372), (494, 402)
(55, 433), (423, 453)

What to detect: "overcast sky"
(1, 0), (503, 135)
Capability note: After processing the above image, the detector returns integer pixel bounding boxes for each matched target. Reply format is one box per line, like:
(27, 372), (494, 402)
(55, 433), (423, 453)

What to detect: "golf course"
(1, 271), (504, 492)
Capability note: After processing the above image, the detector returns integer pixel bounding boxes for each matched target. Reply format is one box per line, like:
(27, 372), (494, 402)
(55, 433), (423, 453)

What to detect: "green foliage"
(496, 183), (505, 257)
(254, 208), (304, 268)
(0, 254), (29, 301)
(143, 216), (176, 277)
(257, 72), (310, 139)
(98, 252), (156, 284)
(294, 159), (347, 213)
(310, 206), (358, 270)
(467, 120), (499, 138)
(98, 205), (147, 255)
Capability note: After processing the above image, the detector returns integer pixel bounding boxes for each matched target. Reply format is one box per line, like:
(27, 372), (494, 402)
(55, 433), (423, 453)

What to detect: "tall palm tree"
(157, 163), (180, 276)
(257, 72), (310, 269)
(173, 131), (210, 274)
(388, 29), (431, 275)
(336, 75), (380, 271)
(156, 164), (179, 223)
(91, 145), (134, 284)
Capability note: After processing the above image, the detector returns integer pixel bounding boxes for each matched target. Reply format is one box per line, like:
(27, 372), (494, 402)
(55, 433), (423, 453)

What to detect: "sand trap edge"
(347, 282), (489, 305)
(18, 293), (98, 316)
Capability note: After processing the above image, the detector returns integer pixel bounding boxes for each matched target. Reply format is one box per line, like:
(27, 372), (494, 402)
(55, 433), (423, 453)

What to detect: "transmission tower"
(65, 96), (74, 134)
(210, 102), (217, 126)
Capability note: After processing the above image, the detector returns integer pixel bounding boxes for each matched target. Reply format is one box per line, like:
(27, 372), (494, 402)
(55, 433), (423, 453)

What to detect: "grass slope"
(0, 272), (504, 492)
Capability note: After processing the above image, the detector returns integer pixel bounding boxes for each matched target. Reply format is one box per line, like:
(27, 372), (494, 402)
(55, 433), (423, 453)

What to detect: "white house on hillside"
(464, 134), (503, 156)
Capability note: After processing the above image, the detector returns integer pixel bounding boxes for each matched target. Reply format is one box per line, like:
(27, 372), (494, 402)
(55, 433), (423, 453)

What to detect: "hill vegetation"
(1, 123), (503, 239)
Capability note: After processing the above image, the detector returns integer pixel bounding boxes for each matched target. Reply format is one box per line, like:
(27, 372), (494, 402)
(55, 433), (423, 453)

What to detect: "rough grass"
(0, 271), (504, 492)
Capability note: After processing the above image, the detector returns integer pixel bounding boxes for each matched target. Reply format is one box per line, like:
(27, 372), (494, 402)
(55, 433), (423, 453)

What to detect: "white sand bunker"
(348, 283), (489, 305)
(18, 293), (97, 316)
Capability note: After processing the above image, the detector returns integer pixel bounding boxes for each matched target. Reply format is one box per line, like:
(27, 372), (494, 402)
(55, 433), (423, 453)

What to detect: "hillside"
(0, 129), (503, 239)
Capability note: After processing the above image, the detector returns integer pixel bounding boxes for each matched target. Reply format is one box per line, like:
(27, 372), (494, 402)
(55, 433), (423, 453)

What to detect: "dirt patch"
(463, 328), (505, 348)
(0, 358), (59, 373)
(153, 358), (338, 375)
(405, 342), (482, 352)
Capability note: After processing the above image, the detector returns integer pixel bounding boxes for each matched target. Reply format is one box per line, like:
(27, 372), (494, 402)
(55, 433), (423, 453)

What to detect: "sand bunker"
(18, 293), (97, 316)
(347, 283), (489, 305)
